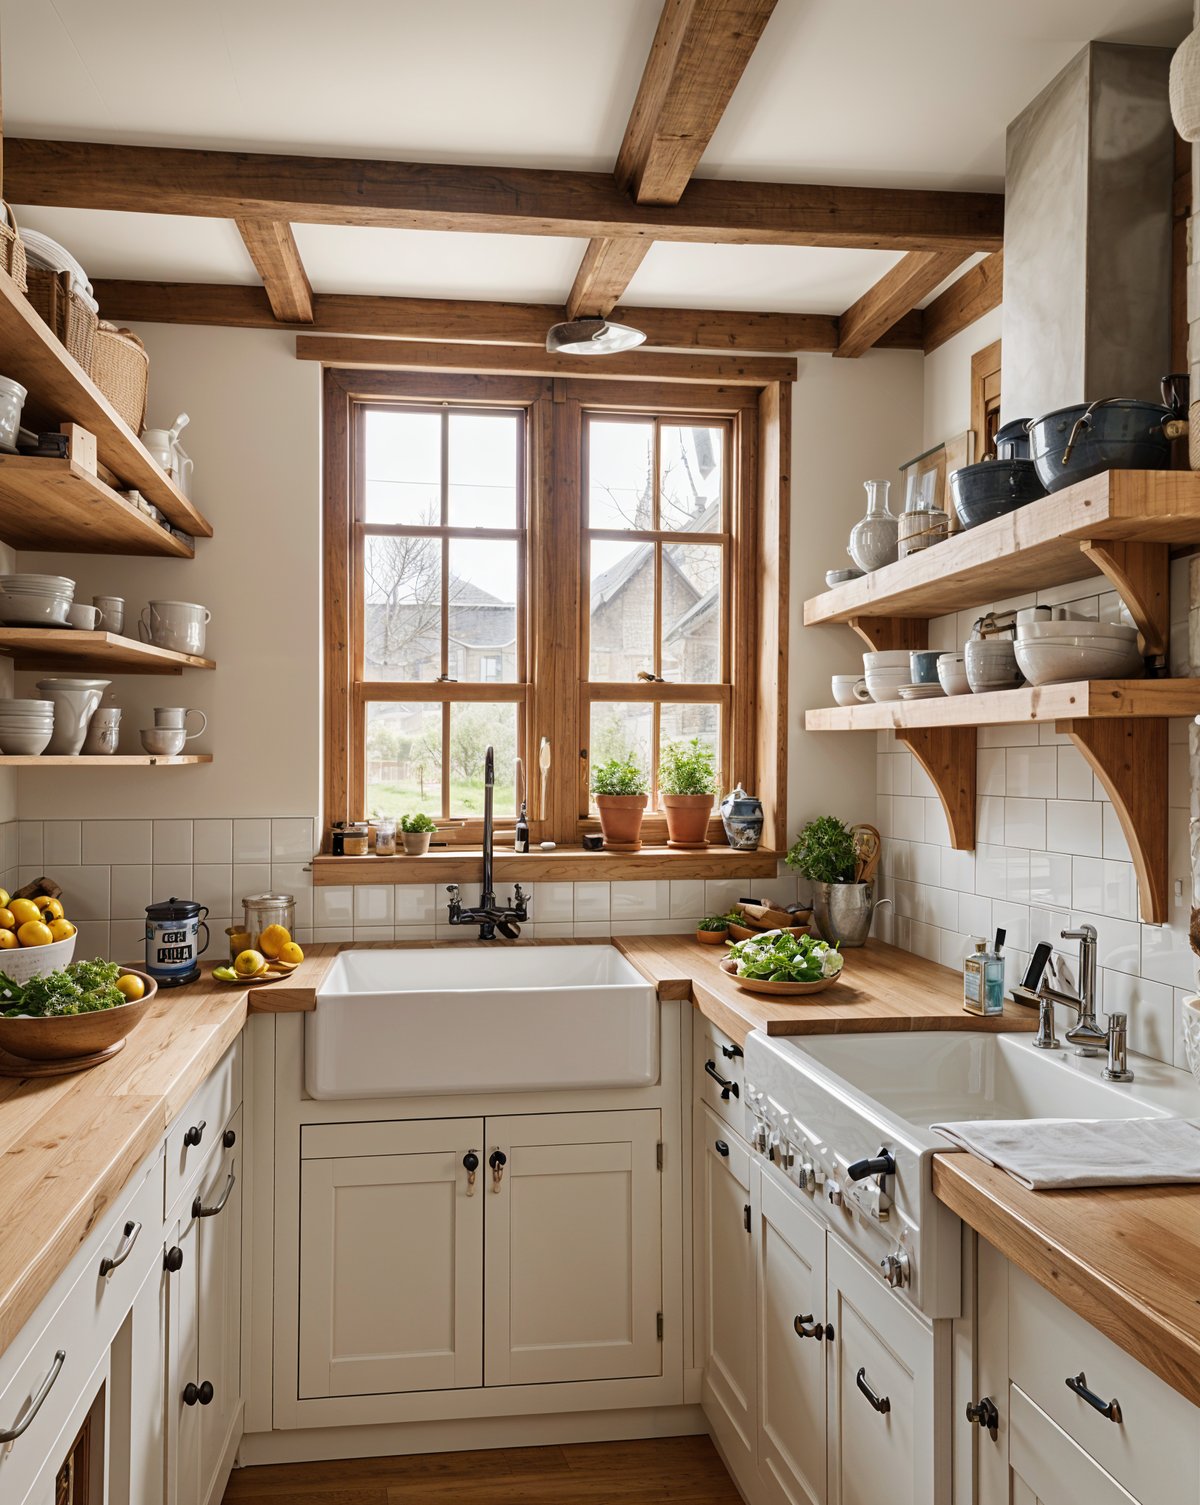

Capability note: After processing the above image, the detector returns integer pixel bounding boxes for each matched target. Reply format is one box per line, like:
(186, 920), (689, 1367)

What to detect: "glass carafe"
(848, 479), (899, 572)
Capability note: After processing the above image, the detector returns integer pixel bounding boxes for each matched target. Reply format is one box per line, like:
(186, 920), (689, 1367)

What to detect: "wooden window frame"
(323, 365), (790, 856)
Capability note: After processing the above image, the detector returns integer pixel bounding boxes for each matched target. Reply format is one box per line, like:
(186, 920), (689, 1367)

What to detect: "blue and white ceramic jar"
(720, 785), (764, 851)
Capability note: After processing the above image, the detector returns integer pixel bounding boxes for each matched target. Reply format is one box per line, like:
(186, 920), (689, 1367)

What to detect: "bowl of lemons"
(0, 888), (79, 983)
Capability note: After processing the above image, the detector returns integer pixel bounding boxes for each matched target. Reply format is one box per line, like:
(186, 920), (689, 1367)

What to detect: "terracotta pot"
(662, 793), (713, 849)
(594, 794), (647, 850)
(696, 927), (729, 946)
(402, 831), (432, 855)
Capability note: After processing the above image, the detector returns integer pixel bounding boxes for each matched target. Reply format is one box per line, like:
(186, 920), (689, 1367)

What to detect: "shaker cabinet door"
(298, 1117), (484, 1398)
(700, 1110), (756, 1468)
(196, 1114), (243, 1505)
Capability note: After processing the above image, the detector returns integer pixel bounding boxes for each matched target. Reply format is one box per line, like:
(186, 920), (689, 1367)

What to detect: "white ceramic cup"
(93, 596), (126, 634)
(831, 674), (871, 707)
(66, 602), (100, 630)
(138, 601), (211, 656)
(140, 726), (187, 756)
(82, 706), (121, 756)
(154, 707), (207, 739)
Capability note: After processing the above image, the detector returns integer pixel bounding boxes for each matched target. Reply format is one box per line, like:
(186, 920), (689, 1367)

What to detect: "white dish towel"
(932, 1117), (1200, 1190)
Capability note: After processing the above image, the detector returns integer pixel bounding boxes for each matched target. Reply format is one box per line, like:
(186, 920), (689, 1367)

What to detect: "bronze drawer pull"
(0, 1349), (66, 1444)
(192, 1170), (236, 1220)
(1066, 1371), (1122, 1424)
(856, 1366), (891, 1414)
(99, 1219), (142, 1278)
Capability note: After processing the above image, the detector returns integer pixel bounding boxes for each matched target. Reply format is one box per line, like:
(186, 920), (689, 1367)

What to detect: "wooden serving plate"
(728, 922), (811, 943)
(719, 957), (845, 998)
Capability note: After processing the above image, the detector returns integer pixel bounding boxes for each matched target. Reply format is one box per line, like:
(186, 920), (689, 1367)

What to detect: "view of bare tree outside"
(361, 406), (524, 819)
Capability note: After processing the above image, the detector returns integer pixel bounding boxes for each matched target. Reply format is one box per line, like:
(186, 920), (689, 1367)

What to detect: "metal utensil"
(539, 737), (551, 815)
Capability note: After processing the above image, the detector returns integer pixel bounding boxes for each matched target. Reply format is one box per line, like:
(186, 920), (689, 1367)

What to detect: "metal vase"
(811, 881), (883, 948)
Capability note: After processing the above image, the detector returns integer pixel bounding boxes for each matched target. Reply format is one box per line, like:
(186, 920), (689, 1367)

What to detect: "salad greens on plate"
(726, 930), (843, 984)
(0, 959), (127, 1017)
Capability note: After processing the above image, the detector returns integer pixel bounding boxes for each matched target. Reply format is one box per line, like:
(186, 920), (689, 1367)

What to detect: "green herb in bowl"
(0, 958), (127, 1017)
(726, 930), (843, 985)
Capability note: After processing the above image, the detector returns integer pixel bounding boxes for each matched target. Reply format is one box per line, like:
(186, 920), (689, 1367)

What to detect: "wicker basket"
(26, 267), (98, 372)
(0, 203), (27, 292)
(91, 323), (149, 433)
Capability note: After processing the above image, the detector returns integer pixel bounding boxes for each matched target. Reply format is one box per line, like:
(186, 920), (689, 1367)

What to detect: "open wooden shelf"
(0, 265), (212, 539)
(0, 628), (214, 675)
(805, 679), (1200, 730)
(804, 470), (1200, 657)
(2, 754), (212, 766)
(0, 456), (195, 556)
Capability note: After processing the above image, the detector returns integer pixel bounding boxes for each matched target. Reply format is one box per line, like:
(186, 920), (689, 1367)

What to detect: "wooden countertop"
(933, 1152), (1200, 1409)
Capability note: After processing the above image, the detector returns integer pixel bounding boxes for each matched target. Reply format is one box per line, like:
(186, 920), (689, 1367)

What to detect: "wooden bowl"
(727, 922), (811, 943)
(696, 928), (730, 946)
(719, 957), (844, 998)
(0, 969), (157, 1061)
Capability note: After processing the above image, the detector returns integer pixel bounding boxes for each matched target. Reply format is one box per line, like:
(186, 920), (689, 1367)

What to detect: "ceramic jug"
(145, 896), (209, 988)
(848, 479), (899, 572)
(720, 784), (764, 851)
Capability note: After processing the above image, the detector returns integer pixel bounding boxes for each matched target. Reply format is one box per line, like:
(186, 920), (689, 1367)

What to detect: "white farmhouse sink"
(305, 945), (659, 1099)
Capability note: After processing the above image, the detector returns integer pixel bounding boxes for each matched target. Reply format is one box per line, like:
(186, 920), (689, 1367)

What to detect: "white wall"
(17, 324), (323, 820)
(921, 305), (1002, 450)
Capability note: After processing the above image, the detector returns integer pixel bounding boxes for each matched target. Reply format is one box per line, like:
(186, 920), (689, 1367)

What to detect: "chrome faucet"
(1033, 924), (1109, 1058)
(445, 744), (529, 940)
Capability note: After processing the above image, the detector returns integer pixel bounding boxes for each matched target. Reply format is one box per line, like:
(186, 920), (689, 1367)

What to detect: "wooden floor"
(222, 1436), (741, 1503)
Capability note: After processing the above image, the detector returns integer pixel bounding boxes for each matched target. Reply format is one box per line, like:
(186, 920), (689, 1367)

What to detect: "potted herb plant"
(696, 911), (738, 946)
(659, 737), (717, 849)
(591, 755), (649, 850)
(400, 812), (438, 856)
(786, 815), (885, 948)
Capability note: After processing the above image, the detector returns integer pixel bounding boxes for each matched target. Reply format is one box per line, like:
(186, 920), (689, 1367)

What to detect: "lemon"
(0, 930), (17, 950)
(257, 924), (291, 959)
(42, 898), (64, 921)
(234, 949), (268, 978)
(0, 908), (14, 932)
(48, 918), (76, 942)
(17, 920), (53, 947)
(0, 888), (10, 908)
(9, 898), (40, 927)
(279, 941), (304, 965)
(115, 973), (145, 1002)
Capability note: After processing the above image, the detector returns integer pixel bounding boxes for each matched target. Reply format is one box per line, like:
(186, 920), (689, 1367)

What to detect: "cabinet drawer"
(1009, 1385), (1141, 1505)
(698, 1018), (745, 1140)
(1008, 1265), (1199, 1505)
(166, 1038), (242, 1219)
(0, 1160), (160, 1505)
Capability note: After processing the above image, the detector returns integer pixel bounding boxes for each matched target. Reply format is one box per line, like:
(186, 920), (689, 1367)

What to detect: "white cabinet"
(825, 1236), (946, 1505)
(485, 1110), (662, 1387)
(298, 1117), (484, 1398)
(1008, 1385), (1142, 1505)
(756, 1170), (827, 1505)
(699, 1109), (756, 1475)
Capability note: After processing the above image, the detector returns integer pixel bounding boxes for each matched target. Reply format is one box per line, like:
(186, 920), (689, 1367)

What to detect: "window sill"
(312, 845), (782, 886)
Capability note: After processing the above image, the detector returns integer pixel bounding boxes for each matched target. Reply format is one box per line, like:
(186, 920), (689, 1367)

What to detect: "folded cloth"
(932, 1117), (1200, 1190)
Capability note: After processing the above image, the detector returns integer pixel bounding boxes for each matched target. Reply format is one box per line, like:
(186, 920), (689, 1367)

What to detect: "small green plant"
(591, 754), (649, 797)
(658, 737), (717, 796)
(400, 812), (438, 834)
(698, 912), (736, 932)
(786, 816), (858, 885)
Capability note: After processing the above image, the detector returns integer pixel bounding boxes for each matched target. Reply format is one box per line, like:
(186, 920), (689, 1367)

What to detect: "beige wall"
(922, 304), (1003, 450)
(17, 324), (322, 820)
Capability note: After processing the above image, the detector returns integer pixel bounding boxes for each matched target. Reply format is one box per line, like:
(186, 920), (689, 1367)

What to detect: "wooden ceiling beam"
(834, 249), (967, 358)
(5, 138), (1004, 253)
(90, 277), (926, 353)
(569, 0), (779, 319)
(234, 217), (313, 323)
(922, 250), (1004, 353)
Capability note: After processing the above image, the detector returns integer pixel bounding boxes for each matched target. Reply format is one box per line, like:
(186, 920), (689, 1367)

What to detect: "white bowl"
(0, 699), (54, 713)
(1014, 639), (1145, 686)
(865, 677), (907, 703)
(863, 650), (912, 671)
(140, 726), (187, 756)
(1016, 618), (1138, 644)
(0, 593), (72, 627)
(0, 727), (53, 755)
(937, 656), (972, 696)
(0, 931), (77, 983)
(965, 638), (1024, 693)
(832, 674), (870, 707)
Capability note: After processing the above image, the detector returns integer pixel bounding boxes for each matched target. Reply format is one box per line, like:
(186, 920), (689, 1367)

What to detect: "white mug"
(831, 674), (872, 707)
(93, 595), (126, 634)
(66, 603), (100, 630)
(139, 601), (211, 656)
(154, 707), (207, 739)
(83, 706), (121, 756)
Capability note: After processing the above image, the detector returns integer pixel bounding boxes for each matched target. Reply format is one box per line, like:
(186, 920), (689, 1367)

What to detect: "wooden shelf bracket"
(847, 615), (929, 653)
(1061, 716), (1168, 923)
(894, 725), (977, 851)
(1078, 540), (1170, 659)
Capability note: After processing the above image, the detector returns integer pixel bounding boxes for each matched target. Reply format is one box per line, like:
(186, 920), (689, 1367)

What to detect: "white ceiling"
(0, 0), (1193, 309)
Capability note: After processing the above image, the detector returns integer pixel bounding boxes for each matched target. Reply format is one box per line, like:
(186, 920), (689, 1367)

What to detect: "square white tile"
(574, 883), (610, 923)
(153, 820), (193, 864)
(1046, 800), (1102, 858)
(611, 880), (670, 922)
(535, 882), (574, 923)
(233, 818), (272, 864)
(59, 866), (111, 922)
(193, 864), (233, 923)
(42, 820), (81, 867)
(271, 864), (314, 927)
(314, 886), (354, 927)
(110, 865), (153, 920)
(1004, 798), (1046, 851)
(1005, 746), (1057, 799)
(83, 820), (152, 867)
(110, 919), (145, 962)
(153, 865), (192, 901)
(232, 864), (272, 902)
(354, 885), (394, 925)
(272, 817), (315, 864)
(394, 884), (438, 926)
(18, 821), (42, 866)
(193, 819), (233, 865)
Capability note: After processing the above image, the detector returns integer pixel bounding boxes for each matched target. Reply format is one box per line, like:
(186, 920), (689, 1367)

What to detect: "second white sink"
(306, 945), (659, 1099)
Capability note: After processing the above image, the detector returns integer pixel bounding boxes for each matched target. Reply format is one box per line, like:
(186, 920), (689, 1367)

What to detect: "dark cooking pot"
(994, 418), (1033, 461)
(1028, 398), (1183, 493)
(949, 458), (1046, 529)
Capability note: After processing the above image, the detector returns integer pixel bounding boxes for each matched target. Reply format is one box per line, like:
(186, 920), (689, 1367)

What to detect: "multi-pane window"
(356, 405), (525, 820)
(584, 414), (729, 812)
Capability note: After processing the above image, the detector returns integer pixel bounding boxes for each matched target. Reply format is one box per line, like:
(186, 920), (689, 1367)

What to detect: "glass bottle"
(848, 479), (899, 572)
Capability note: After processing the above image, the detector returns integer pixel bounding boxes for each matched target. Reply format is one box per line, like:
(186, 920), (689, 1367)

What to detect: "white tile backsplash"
(233, 818), (272, 864)
(193, 819), (233, 865)
(394, 884), (438, 926)
(43, 820), (81, 867)
(153, 819), (193, 864)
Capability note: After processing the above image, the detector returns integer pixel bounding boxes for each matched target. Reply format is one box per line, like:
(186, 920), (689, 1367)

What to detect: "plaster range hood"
(1001, 41), (1176, 425)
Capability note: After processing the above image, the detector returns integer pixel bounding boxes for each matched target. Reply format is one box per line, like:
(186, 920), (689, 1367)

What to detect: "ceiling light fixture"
(545, 316), (647, 355)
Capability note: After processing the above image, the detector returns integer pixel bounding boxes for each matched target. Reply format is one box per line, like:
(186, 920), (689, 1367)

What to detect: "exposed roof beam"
(5, 138), (1004, 253)
(922, 250), (1004, 353)
(91, 277), (926, 353)
(569, 0), (779, 318)
(235, 217), (313, 323)
(834, 250), (967, 358)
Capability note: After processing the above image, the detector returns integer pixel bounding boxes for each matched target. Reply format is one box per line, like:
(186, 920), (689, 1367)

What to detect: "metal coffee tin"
(145, 896), (210, 987)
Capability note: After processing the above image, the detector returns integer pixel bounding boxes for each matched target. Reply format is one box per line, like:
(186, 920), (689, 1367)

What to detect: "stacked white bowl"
(0, 698), (55, 756)
(1014, 612), (1142, 686)
(0, 573), (74, 627)
(863, 649), (911, 702)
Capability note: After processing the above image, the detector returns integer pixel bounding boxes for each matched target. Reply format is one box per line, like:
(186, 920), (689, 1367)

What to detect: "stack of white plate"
(0, 574), (75, 627)
(1014, 618), (1143, 685)
(0, 698), (55, 756)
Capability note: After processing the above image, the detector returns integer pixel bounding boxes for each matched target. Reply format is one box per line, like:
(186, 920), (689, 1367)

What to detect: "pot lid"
(146, 896), (206, 919)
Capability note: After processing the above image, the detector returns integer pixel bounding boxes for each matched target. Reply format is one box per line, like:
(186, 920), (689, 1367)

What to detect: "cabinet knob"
(183, 1121), (206, 1149)
(879, 1250), (911, 1289)
(489, 1148), (507, 1191)
(182, 1381), (214, 1407)
(164, 1246), (184, 1274)
(966, 1396), (999, 1441)
(793, 1314), (833, 1341)
(222, 1128), (237, 1149)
